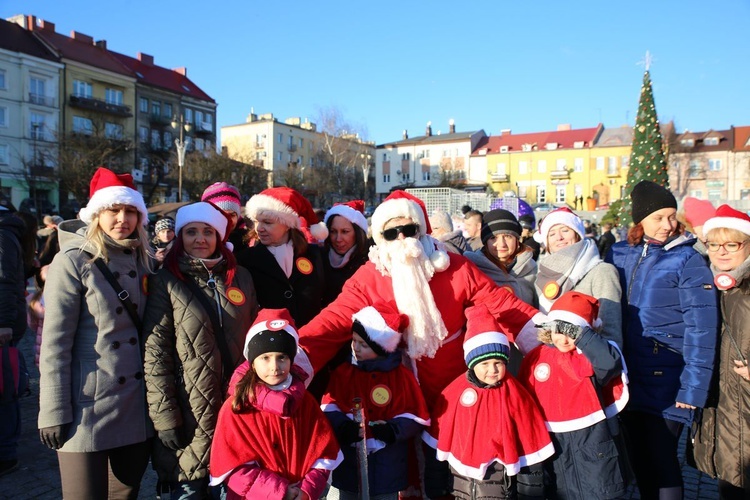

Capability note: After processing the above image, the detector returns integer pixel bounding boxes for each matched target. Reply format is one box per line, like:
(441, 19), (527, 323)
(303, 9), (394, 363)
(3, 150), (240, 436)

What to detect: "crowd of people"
(0, 166), (748, 499)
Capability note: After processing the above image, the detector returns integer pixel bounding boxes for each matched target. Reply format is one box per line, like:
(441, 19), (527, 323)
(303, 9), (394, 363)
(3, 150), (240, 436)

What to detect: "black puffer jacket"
(0, 212), (27, 344)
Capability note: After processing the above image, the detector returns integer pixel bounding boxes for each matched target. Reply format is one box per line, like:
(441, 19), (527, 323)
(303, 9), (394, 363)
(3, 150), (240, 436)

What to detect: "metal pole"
(174, 115), (186, 202)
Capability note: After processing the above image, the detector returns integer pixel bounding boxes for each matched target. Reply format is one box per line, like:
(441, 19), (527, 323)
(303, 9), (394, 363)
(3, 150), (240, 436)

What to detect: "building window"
(689, 189), (703, 198)
(277, 151), (283, 161)
(0, 107), (6, 127)
(708, 159), (722, 171)
(195, 110), (203, 125)
(518, 186), (528, 198)
(152, 101), (161, 116)
(30, 112), (45, 138)
(73, 80), (93, 98)
(608, 157), (618, 175)
(537, 186), (546, 203)
(595, 157), (605, 170)
(383, 174), (390, 183)
(556, 159), (566, 171)
(681, 138), (695, 147)
(708, 190), (722, 201)
(194, 138), (204, 151)
(30, 77), (45, 103)
(151, 130), (161, 149)
(105, 88), (123, 105)
(518, 161), (528, 174)
(164, 131), (173, 145)
(0, 144), (8, 164)
(73, 116), (92, 135)
(278, 133), (283, 144)
(621, 156), (629, 168)
(288, 136), (294, 147)
(704, 137), (719, 146)
(423, 171), (431, 181)
(402, 152), (411, 160)
(164, 103), (172, 118)
(688, 161), (702, 178)
(497, 162), (506, 175)
(0, 69), (5, 89)
(139, 98), (148, 113)
(105, 123), (123, 140)
(139, 126), (149, 143)
(185, 108), (193, 123)
(205, 112), (213, 123)
(537, 160), (547, 173)
(298, 138), (303, 148)
(556, 186), (566, 203)
(382, 153), (387, 161)
(574, 158), (584, 172)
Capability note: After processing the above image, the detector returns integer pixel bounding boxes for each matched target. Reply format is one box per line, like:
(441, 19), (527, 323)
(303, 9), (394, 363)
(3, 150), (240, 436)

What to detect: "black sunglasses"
(382, 224), (420, 241)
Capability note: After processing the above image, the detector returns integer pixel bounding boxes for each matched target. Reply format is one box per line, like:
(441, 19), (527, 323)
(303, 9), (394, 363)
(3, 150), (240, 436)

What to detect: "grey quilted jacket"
(143, 257), (258, 482)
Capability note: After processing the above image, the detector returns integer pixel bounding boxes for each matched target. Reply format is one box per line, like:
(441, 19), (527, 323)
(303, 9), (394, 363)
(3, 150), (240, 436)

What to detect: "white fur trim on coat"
(78, 185), (148, 225)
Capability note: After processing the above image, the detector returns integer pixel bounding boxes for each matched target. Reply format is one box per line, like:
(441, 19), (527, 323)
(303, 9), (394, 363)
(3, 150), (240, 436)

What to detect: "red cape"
(322, 362), (430, 451)
(518, 344), (629, 433)
(424, 374), (554, 480)
(210, 390), (342, 483)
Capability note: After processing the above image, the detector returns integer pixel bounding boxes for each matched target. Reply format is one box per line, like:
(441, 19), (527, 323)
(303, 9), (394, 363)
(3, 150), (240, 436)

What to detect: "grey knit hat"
(481, 209), (522, 245)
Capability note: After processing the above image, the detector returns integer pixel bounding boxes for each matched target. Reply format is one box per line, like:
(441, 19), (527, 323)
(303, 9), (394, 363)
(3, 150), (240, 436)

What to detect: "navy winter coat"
(606, 235), (719, 424)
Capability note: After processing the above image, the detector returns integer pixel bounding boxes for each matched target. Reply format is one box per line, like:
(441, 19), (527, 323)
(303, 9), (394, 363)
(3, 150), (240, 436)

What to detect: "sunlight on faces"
(641, 208), (677, 243)
(99, 205), (139, 240)
(487, 233), (519, 263)
(473, 358), (507, 386)
(329, 215), (357, 255)
(551, 331), (577, 353)
(252, 352), (291, 386)
(182, 222), (218, 259)
(351, 332), (379, 362)
(705, 227), (750, 272)
(254, 215), (290, 247)
(546, 224), (580, 253)
(464, 215), (482, 239)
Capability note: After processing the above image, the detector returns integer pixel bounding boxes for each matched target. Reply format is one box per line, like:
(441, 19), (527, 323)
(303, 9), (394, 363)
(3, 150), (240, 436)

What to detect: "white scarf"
(536, 238), (602, 313)
(328, 245), (356, 269)
(267, 240), (294, 278)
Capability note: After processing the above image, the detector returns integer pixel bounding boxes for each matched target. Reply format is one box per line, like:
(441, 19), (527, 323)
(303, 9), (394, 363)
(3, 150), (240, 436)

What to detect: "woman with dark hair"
(143, 201), (258, 498)
(607, 180), (719, 499)
(321, 200), (370, 306)
(237, 187), (327, 328)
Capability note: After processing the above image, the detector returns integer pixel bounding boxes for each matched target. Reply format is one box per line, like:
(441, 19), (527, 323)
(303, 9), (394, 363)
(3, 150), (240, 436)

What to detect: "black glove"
(370, 422), (397, 444)
(538, 320), (586, 341)
(40, 424), (69, 450)
(337, 419), (363, 446)
(158, 427), (187, 451)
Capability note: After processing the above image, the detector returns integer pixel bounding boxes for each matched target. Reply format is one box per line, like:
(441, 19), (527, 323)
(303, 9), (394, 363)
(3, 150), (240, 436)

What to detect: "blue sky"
(3, 0), (749, 144)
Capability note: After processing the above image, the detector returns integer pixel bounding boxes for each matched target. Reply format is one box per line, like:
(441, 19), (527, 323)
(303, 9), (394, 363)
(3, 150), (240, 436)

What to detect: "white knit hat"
(175, 202), (229, 241)
(324, 200), (368, 234)
(534, 207), (585, 244)
(78, 167), (148, 225)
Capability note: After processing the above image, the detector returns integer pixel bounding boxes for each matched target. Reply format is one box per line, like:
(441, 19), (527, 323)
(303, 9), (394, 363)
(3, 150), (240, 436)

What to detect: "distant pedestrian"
(598, 222), (616, 258)
(463, 210), (484, 251)
(429, 210), (469, 255)
(38, 167), (154, 497)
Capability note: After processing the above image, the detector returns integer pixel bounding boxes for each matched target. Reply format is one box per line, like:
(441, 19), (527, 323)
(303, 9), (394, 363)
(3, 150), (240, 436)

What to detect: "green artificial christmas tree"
(620, 54), (670, 227)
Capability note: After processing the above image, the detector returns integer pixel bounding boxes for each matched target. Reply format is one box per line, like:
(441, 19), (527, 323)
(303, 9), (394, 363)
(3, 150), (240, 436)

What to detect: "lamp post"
(360, 153), (372, 207)
(171, 114), (192, 202)
(31, 122), (41, 223)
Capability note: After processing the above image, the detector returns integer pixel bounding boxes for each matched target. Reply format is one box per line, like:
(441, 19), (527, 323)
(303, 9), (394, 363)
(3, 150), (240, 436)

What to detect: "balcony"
(69, 94), (132, 117)
(550, 169), (571, 179)
(149, 114), (171, 125)
(287, 143), (297, 152)
(607, 168), (620, 178)
(195, 121), (213, 134)
(29, 164), (55, 178)
(491, 172), (509, 182)
(29, 93), (56, 107)
(255, 142), (265, 149)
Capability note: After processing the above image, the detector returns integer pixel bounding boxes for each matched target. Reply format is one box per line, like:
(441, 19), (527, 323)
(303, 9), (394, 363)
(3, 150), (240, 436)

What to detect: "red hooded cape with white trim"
(423, 373), (554, 480)
(517, 343), (629, 433)
(210, 390), (342, 484)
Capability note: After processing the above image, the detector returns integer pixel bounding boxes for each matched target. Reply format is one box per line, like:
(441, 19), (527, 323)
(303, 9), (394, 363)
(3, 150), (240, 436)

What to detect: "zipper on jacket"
(206, 271), (224, 328)
(627, 243), (649, 301)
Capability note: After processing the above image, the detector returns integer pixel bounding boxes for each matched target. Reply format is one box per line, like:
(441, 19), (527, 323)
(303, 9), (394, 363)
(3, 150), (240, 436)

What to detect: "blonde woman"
(38, 168), (154, 498)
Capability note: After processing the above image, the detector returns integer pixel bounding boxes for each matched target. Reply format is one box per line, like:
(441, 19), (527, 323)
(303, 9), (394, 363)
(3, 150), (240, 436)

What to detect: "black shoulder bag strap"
(91, 257), (143, 334)
(181, 277), (234, 387)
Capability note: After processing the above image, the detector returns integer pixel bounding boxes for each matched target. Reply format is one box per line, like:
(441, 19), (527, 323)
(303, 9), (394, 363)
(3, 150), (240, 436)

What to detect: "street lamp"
(360, 153), (372, 207)
(171, 114), (192, 202)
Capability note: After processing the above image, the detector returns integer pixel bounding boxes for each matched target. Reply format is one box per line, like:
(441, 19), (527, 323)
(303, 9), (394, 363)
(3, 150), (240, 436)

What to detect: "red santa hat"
(547, 291), (602, 330)
(324, 199), (369, 234)
(78, 167), (148, 225)
(351, 301), (409, 356)
(462, 304), (511, 369)
(703, 204), (750, 238)
(175, 201), (230, 242)
(243, 308), (299, 362)
(683, 197), (716, 228)
(245, 187), (328, 241)
(533, 207), (585, 244)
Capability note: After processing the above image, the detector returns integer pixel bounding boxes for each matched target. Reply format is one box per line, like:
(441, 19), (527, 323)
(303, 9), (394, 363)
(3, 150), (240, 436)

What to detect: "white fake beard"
(369, 237), (449, 359)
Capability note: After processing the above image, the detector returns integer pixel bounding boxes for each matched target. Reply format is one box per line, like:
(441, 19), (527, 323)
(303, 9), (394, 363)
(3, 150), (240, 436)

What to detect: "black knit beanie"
(481, 209), (522, 245)
(631, 181), (677, 224)
(244, 330), (297, 363)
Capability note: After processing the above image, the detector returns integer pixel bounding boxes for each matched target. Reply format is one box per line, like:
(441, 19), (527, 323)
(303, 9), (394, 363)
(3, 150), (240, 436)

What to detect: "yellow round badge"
(141, 275), (149, 295)
(226, 287), (246, 306)
(543, 281), (560, 300)
(370, 385), (392, 407)
(296, 257), (313, 275)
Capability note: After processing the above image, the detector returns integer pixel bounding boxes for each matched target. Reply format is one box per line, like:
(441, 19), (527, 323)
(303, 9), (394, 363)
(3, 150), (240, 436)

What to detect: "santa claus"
(296, 190), (546, 407)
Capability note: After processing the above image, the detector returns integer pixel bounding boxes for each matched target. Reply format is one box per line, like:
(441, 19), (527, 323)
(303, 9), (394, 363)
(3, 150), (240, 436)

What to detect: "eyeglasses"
(382, 224), (419, 241)
(705, 240), (750, 253)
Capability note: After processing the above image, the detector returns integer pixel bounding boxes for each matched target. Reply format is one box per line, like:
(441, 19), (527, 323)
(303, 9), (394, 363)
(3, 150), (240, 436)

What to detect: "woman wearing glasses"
(607, 181), (718, 500)
(692, 205), (750, 499)
(142, 202), (258, 497)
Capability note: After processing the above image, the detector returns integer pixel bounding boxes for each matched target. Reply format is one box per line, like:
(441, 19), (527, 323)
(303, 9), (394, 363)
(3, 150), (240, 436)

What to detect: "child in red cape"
(209, 309), (342, 499)
(518, 291), (630, 499)
(321, 301), (430, 499)
(423, 304), (554, 498)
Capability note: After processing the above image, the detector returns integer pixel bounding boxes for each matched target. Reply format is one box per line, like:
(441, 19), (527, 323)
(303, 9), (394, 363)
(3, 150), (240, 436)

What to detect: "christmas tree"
(620, 54), (669, 226)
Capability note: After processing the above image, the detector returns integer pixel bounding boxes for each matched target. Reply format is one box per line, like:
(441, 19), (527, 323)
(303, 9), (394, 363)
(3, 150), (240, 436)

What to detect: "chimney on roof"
(449, 118), (455, 134)
(173, 67), (187, 76)
(557, 124), (571, 131)
(138, 53), (154, 66)
(500, 129), (511, 136)
(95, 40), (107, 50)
(12, 15), (34, 29)
(71, 31), (94, 44)
(426, 121), (432, 137)
(403, 129), (408, 140)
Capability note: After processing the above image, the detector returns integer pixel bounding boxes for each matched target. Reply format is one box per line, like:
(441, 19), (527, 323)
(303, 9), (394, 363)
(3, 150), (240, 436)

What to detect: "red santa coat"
(321, 362), (431, 453)
(518, 343), (629, 433)
(423, 374), (554, 480)
(210, 390), (343, 485)
(298, 253), (542, 407)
